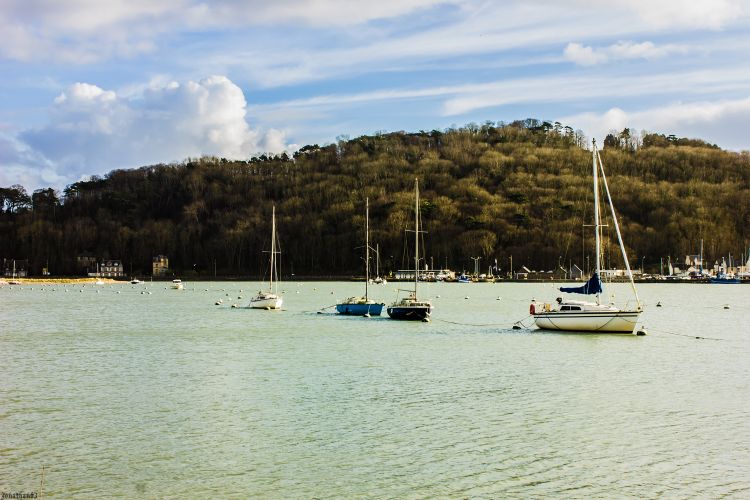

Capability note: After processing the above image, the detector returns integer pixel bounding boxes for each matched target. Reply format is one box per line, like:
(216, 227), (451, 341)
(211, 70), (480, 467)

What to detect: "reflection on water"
(1, 282), (749, 497)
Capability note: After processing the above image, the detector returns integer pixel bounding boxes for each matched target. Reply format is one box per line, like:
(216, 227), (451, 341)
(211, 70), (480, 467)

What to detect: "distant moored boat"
(336, 198), (384, 316)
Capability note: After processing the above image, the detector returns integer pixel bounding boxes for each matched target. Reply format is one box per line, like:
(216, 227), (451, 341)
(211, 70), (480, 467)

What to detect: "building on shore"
(87, 259), (124, 278)
(101, 260), (124, 277)
(3, 259), (28, 278)
(77, 252), (98, 274)
(153, 255), (169, 276)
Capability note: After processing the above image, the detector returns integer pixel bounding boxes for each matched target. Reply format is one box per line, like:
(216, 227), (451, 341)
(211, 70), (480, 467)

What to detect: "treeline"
(1, 120), (749, 277)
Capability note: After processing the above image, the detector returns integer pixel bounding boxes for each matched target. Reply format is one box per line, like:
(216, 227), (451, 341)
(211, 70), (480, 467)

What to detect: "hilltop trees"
(1, 121), (748, 277)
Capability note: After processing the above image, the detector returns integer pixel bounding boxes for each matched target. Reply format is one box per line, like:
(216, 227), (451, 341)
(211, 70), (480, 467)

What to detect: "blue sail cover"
(560, 272), (603, 295)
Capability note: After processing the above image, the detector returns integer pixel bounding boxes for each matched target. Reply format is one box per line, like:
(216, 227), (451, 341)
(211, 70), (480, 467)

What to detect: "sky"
(1, 0), (750, 190)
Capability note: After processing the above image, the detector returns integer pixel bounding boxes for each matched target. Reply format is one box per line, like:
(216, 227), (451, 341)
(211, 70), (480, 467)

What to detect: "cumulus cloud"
(15, 76), (293, 188)
(564, 41), (687, 66)
(560, 97), (750, 150)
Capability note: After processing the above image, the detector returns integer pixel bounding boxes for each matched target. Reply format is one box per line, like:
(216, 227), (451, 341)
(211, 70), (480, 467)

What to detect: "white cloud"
(0, 0), (456, 63)
(563, 43), (609, 66)
(438, 65), (750, 116)
(560, 97), (750, 150)
(0, 133), (63, 189)
(14, 76), (293, 189)
(623, 0), (743, 29)
(564, 41), (687, 66)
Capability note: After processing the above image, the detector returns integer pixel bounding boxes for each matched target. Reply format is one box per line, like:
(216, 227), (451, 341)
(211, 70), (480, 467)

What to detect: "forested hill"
(1, 120), (749, 277)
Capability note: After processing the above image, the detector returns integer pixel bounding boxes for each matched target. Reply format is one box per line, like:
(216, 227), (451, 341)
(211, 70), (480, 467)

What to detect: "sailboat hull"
(336, 303), (384, 316)
(387, 305), (432, 321)
(533, 310), (641, 333)
(250, 295), (283, 309)
(709, 277), (741, 284)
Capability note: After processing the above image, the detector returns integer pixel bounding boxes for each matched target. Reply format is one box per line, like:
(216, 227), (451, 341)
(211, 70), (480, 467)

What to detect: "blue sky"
(2, 0), (750, 190)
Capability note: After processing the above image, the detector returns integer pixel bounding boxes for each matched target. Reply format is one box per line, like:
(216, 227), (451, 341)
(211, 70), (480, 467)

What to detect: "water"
(1, 281), (749, 498)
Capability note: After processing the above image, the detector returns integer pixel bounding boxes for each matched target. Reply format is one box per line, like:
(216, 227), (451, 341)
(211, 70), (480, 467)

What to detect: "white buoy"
(496, 297), (501, 300)
(464, 296), (469, 299)
(364, 313), (371, 318)
(724, 304), (730, 309)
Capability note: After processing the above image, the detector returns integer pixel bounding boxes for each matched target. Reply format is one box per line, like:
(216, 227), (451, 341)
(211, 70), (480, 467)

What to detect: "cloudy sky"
(1, 0), (750, 189)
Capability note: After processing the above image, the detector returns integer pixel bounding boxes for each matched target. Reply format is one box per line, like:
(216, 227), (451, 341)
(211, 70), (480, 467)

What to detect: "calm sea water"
(1, 281), (748, 498)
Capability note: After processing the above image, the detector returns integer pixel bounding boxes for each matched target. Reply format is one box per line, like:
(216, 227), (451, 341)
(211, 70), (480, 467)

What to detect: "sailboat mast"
(365, 198), (370, 301)
(414, 178), (419, 298)
(270, 205), (276, 293)
(592, 140), (602, 304)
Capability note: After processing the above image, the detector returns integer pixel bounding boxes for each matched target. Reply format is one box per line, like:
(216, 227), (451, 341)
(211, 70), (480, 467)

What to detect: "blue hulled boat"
(336, 198), (385, 316)
(710, 273), (741, 284)
(336, 299), (385, 316)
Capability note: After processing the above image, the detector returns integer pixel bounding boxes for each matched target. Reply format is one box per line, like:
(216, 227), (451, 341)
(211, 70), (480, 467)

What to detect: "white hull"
(171, 283), (183, 290)
(250, 295), (283, 309)
(533, 310), (641, 333)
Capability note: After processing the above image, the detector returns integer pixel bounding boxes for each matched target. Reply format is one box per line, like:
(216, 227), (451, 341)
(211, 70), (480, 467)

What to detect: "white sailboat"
(531, 140), (642, 333)
(249, 205), (283, 310)
(387, 179), (433, 321)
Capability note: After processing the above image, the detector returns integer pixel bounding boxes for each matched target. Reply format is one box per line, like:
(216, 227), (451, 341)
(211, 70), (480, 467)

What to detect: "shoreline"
(0, 277), (119, 285)
(1, 276), (745, 285)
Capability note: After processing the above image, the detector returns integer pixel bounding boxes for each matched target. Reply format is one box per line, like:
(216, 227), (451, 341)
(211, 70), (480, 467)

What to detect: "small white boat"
(130, 278), (142, 285)
(250, 206), (283, 310)
(249, 291), (283, 310)
(171, 279), (184, 290)
(531, 140), (642, 334)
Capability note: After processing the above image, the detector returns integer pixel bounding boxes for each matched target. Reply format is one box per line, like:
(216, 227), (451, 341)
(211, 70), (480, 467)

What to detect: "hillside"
(1, 120), (749, 277)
